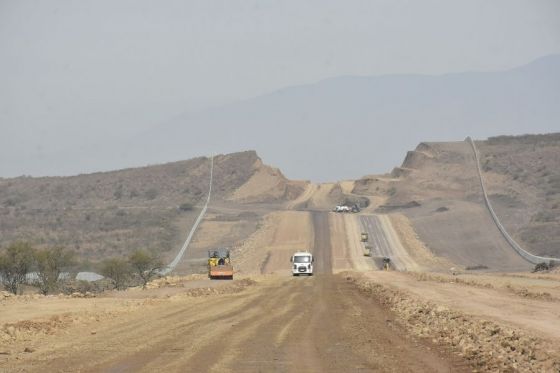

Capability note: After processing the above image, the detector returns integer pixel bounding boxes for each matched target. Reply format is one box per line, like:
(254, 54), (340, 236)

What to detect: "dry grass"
(0, 151), (263, 265)
(478, 133), (560, 257)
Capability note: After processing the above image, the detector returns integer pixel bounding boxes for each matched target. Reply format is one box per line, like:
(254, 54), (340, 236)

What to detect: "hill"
(477, 134), (560, 258)
(353, 133), (560, 269)
(0, 151), (303, 264)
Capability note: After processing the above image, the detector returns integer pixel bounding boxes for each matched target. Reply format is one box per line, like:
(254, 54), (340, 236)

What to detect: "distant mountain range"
(4, 54), (560, 181)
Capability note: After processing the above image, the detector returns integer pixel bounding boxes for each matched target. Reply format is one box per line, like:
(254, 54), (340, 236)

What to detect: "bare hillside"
(353, 136), (559, 271)
(477, 134), (560, 257)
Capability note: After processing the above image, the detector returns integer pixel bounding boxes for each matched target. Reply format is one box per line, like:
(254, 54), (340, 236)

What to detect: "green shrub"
(99, 257), (131, 290)
(129, 249), (163, 289)
(179, 202), (194, 211)
(34, 247), (75, 295)
(0, 242), (34, 294)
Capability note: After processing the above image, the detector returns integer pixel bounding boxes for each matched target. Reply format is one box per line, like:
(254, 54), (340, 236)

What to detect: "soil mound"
(401, 150), (432, 169)
(360, 139), (535, 271)
(229, 159), (305, 203)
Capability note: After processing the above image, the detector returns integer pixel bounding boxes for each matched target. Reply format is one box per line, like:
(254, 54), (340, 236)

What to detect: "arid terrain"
(0, 151), (303, 266)
(2, 133), (560, 372)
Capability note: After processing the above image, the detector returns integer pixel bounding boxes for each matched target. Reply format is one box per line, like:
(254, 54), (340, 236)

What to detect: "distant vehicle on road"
(382, 257), (391, 271)
(361, 232), (368, 242)
(334, 205), (350, 213)
(334, 204), (360, 213)
(334, 205), (351, 213)
(291, 251), (314, 276)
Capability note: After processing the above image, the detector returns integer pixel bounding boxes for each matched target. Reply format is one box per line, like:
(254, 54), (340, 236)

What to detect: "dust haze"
(1, 0), (560, 180)
(2, 3), (560, 372)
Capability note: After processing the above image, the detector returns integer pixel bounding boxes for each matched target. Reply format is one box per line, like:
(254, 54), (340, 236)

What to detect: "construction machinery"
(208, 248), (234, 280)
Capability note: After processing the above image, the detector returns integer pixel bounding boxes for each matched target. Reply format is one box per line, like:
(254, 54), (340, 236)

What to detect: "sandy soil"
(350, 273), (560, 372)
(388, 213), (456, 271)
(285, 183), (318, 210)
(364, 271), (560, 341)
(309, 183), (337, 209)
(407, 200), (532, 271)
(229, 159), (305, 203)
(1, 275), (472, 373)
(416, 271), (560, 302)
(290, 182), (339, 210)
(233, 210), (314, 276)
(339, 180), (355, 194)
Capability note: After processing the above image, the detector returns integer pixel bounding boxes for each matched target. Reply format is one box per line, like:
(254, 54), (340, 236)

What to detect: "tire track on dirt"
(184, 279), (309, 372)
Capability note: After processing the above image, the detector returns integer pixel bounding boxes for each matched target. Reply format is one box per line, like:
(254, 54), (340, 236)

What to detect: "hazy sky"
(1, 0), (560, 177)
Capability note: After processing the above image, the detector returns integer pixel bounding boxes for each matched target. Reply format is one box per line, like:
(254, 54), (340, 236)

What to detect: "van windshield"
(294, 256), (311, 263)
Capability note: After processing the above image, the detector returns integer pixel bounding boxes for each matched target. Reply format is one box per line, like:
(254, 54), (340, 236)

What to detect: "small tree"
(0, 242), (34, 294)
(34, 247), (75, 295)
(99, 258), (131, 290)
(129, 249), (163, 289)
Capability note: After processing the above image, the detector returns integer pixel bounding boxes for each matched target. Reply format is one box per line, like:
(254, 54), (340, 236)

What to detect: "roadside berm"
(346, 272), (560, 372)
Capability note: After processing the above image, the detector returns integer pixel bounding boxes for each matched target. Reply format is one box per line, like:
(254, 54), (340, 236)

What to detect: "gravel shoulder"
(363, 271), (560, 341)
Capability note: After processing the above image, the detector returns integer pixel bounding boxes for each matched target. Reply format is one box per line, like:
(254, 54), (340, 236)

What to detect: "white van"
(291, 251), (314, 276)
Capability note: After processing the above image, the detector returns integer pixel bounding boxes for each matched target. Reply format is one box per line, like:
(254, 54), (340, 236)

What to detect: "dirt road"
(311, 212), (332, 274)
(3, 211), (470, 372)
(4, 274), (467, 373)
(360, 214), (418, 271)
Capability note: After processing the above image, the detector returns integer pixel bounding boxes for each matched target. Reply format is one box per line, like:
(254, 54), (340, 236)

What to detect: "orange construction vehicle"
(208, 248), (234, 280)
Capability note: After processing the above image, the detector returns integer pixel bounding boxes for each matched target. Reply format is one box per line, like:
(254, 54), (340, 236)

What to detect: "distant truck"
(334, 205), (351, 213)
(291, 251), (314, 276)
(334, 204), (360, 213)
(208, 248), (234, 280)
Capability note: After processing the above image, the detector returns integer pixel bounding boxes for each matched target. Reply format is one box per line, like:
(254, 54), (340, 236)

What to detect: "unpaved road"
(3, 212), (470, 373)
(4, 276), (468, 373)
(360, 214), (418, 271)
